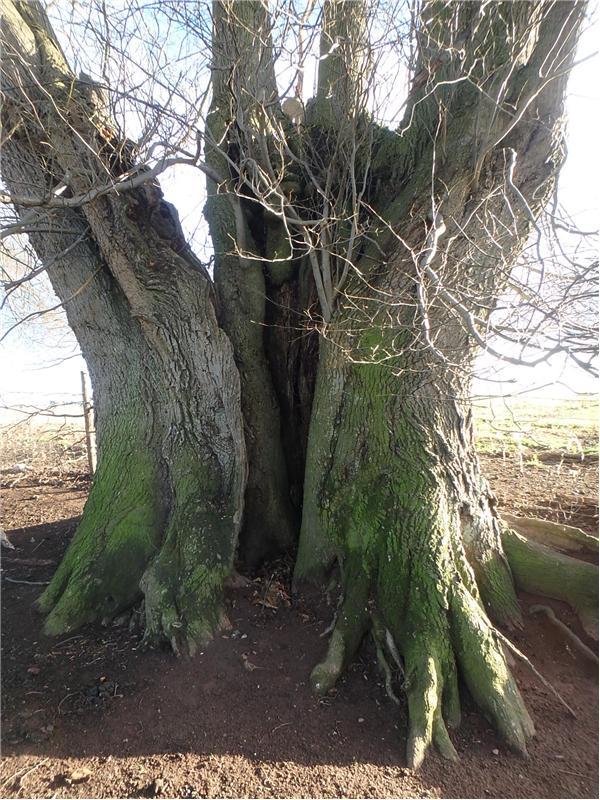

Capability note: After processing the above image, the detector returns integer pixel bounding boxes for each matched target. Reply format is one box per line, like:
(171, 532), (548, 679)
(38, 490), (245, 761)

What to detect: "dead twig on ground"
(493, 627), (577, 719)
(0, 758), (49, 793)
(529, 604), (598, 665)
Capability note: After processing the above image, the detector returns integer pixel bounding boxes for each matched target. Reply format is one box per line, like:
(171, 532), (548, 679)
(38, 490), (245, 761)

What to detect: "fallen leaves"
(251, 579), (291, 611)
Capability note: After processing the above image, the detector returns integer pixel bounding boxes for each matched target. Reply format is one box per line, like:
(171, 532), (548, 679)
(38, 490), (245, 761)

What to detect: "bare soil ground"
(1, 452), (598, 799)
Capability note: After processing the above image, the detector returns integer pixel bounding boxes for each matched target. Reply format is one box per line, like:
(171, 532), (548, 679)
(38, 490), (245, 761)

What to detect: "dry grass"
(1, 396), (597, 485)
(0, 420), (89, 485)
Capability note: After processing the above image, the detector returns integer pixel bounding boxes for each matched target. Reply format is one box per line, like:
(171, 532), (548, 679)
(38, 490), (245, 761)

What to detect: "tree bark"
(293, 0), (589, 767)
(1, 0), (246, 653)
(205, 0), (298, 565)
(1, 0), (595, 769)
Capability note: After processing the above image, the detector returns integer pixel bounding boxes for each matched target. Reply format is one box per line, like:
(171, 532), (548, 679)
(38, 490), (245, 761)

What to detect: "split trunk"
(1, 0), (595, 769)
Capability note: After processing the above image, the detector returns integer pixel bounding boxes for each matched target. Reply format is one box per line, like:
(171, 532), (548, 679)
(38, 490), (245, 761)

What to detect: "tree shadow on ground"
(1, 517), (598, 800)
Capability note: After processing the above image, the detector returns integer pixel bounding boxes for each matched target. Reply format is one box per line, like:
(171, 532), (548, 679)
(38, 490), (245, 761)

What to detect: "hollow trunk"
(1, 0), (595, 769)
(204, 0), (301, 565)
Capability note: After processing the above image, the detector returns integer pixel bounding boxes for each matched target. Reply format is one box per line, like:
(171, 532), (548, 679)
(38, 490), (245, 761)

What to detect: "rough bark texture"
(204, 0), (300, 566)
(293, 0), (589, 767)
(1, 0), (246, 652)
(502, 529), (598, 638)
(295, 317), (533, 766)
(1, 0), (594, 770)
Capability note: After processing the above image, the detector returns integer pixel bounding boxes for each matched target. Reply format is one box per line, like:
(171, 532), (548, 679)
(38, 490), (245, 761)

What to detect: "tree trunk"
(292, 0), (591, 767)
(204, 0), (299, 565)
(295, 292), (533, 766)
(1, 0), (246, 653)
(1, 0), (595, 769)
(263, 269), (320, 512)
(297, 322), (597, 764)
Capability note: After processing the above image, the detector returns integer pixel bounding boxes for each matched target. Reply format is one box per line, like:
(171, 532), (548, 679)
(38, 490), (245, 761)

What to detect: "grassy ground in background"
(473, 394), (598, 458)
(0, 421), (88, 478)
(1, 395), (598, 474)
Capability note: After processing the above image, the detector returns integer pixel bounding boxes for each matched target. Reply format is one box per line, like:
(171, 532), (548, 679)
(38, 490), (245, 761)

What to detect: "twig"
(271, 722), (292, 734)
(529, 604), (598, 665)
(0, 758), (49, 791)
(493, 627), (577, 718)
(52, 634), (85, 649)
(2, 576), (50, 585)
(557, 768), (589, 779)
(58, 691), (81, 715)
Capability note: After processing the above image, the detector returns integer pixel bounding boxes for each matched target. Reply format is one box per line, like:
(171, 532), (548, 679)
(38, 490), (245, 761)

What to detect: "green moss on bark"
(39, 411), (241, 653)
(297, 335), (536, 767)
(141, 441), (237, 654)
(39, 411), (162, 634)
(502, 527), (598, 638)
(473, 552), (523, 628)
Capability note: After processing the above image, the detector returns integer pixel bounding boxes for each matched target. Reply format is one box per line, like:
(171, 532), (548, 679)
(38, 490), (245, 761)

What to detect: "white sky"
(0, 7), (598, 418)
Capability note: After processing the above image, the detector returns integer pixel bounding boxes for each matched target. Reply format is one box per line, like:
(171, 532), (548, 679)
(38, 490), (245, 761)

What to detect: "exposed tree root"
(37, 451), (163, 636)
(140, 557), (231, 657)
(4, 577), (50, 586)
(306, 520), (598, 769)
(371, 611), (402, 705)
(502, 514), (599, 556)
(310, 562), (370, 695)
(502, 528), (598, 640)
(297, 470), (598, 769)
(38, 420), (244, 655)
(449, 584), (535, 756)
(308, 561), (536, 768)
(529, 605), (598, 665)
(403, 649), (458, 769)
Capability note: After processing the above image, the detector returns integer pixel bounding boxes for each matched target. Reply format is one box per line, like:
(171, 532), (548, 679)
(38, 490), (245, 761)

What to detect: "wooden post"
(80, 370), (96, 476)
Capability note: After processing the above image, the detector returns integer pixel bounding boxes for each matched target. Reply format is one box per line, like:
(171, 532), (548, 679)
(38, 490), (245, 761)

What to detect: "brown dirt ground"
(1, 456), (598, 799)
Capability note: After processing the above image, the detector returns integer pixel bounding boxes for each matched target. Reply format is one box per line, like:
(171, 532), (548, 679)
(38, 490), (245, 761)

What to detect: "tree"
(1, 0), (597, 768)
(1, 0), (247, 651)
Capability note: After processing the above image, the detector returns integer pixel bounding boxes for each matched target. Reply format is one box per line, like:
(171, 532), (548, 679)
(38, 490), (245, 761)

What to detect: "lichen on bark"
(1, 0), (594, 771)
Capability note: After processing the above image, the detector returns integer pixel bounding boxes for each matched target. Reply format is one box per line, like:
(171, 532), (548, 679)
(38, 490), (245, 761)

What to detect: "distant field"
(473, 395), (598, 457)
(1, 396), (598, 479)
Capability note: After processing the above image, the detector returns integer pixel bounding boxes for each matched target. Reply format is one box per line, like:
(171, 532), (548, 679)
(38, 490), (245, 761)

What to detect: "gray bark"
(205, 0), (299, 564)
(1, 0), (246, 650)
(293, 0), (587, 768)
